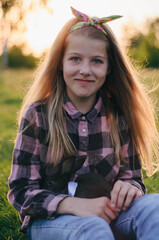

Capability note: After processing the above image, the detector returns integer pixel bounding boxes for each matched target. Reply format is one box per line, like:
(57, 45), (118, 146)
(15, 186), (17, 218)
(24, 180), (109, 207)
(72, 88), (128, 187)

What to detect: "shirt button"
(82, 116), (86, 120)
(82, 129), (86, 133)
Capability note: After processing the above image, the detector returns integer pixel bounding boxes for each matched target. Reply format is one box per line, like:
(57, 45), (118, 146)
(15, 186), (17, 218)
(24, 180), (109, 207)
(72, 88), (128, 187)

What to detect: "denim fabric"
(111, 193), (159, 240)
(27, 215), (114, 240)
(27, 194), (159, 240)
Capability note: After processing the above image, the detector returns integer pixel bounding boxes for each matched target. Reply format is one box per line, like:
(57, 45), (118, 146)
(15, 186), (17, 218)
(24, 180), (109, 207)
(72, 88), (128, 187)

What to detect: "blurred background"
(0, 1), (159, 239)
(0, 0), (159, 69)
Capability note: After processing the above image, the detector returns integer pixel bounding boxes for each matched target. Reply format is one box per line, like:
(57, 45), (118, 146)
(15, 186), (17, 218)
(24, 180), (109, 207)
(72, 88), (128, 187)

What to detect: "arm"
(57, 196), (120, 224)
(110, 117), (146, 210)
(8, 104), (68, 223)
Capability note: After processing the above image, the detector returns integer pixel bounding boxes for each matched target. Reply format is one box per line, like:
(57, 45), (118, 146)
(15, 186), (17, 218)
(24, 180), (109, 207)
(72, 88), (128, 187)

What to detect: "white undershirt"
(68, 181), (78, 197)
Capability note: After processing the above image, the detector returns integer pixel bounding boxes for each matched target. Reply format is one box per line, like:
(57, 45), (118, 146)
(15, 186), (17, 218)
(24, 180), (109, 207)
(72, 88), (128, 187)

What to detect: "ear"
(74, 155), (87, 172)
(61, 156), (75, 175)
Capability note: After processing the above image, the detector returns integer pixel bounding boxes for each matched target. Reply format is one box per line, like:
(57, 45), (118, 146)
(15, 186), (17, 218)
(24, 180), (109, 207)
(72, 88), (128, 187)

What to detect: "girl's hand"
(110, 180), (142, 211)
(57, 196), (120, 224)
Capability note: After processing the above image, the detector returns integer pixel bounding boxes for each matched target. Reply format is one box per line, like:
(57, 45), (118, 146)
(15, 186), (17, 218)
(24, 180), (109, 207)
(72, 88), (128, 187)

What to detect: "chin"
(77, 94), (92, 99)
(76, 91), (93, 98)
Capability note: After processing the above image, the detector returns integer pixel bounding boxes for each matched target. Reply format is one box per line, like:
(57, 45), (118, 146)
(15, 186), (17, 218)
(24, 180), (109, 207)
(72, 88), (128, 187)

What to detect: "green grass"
(0, 69), (32, 240)
(0, 68), (159, 239)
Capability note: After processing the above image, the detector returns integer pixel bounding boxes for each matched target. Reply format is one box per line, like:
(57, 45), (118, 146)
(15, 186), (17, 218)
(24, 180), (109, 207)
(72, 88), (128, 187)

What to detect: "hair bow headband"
(70, 7), (122, 35)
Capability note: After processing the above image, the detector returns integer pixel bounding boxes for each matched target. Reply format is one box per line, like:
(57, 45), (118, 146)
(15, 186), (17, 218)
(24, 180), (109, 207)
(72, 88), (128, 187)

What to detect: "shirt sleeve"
(116, 115), (146, 195)
(8, 104), (68, 225)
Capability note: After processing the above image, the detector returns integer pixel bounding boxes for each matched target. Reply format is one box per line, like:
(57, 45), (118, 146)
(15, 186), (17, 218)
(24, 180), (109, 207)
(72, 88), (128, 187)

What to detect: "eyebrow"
(93, 55), (107, 59)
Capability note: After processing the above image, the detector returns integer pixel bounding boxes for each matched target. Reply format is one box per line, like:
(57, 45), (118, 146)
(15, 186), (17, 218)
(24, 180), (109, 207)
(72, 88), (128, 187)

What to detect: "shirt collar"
(63, 95), (102, 123)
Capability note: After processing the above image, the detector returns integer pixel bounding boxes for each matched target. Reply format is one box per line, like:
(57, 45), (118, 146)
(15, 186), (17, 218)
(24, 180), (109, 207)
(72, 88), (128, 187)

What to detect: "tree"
(0, 0), (51, 69)
(0, 0), (24, 69)
(8, 45), (39, 68)
(122, 18), (159, 68)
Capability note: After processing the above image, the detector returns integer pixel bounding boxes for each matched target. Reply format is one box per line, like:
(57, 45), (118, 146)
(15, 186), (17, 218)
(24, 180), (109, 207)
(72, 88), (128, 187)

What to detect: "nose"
(79, 61), (91, 76)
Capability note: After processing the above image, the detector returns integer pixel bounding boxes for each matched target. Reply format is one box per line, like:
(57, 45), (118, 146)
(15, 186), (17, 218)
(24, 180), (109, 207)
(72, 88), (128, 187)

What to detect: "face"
(62, 33), (109, 109)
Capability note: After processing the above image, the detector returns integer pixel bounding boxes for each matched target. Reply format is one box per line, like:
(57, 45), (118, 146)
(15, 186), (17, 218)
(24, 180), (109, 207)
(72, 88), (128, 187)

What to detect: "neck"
(69, 95), (97, 114)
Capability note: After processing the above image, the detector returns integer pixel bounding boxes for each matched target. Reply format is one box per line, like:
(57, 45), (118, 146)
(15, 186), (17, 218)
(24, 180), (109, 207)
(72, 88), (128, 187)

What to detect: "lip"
(75, 79), (95, 85)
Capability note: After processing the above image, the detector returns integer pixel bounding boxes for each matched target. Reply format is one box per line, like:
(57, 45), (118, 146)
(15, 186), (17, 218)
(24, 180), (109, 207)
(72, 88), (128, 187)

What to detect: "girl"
(8, 7), (159, 240)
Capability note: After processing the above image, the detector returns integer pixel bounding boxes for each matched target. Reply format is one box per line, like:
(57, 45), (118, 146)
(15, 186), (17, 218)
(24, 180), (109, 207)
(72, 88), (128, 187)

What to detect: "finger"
(104, 207), (118, 221)
(113, 206), (122, 213)
(116, 185), (129, 209)
(100, 212), (111, 224)
(110, 181), (122, 208)
(122, 188), (142, 210)
(107, 201), (121, 216)
(122, 188), (135, 210)
(134, 190), (143, 200)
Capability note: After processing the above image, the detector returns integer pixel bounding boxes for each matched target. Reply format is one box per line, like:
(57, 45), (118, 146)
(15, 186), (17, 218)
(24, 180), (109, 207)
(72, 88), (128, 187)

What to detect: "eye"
(92, 59), (103, 64)
(71, 57), (80, 62)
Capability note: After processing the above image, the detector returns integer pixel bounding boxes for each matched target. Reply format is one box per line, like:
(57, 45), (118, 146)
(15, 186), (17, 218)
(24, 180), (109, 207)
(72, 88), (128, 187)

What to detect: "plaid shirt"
(8, 96), (146, 232)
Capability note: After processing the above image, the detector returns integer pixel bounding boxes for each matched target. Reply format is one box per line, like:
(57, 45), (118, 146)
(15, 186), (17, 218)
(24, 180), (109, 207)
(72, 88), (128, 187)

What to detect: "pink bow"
(70, 7), (122, 35)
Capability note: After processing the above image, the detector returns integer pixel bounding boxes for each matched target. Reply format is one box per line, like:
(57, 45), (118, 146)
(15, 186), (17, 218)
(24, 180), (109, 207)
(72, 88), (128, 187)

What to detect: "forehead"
(64, 33), (107, 56)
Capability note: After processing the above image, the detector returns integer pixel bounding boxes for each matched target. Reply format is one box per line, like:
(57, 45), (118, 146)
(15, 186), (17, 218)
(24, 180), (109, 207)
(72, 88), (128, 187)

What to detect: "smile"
(75, 79), (95, 85)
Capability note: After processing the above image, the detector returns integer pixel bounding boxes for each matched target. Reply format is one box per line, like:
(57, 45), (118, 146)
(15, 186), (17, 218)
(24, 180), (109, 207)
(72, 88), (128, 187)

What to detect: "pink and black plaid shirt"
(8, 96), (145, 232)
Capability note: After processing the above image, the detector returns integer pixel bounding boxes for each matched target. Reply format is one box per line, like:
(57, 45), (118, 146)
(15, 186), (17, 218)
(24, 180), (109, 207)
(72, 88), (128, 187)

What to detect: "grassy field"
(0, 68), (159, 240)
(0, 69), (32, 240)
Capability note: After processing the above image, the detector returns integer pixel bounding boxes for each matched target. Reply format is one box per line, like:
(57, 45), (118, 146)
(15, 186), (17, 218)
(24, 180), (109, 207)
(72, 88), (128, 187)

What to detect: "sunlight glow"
(23, 0), (159, 56)
(24, 9), (54, 56)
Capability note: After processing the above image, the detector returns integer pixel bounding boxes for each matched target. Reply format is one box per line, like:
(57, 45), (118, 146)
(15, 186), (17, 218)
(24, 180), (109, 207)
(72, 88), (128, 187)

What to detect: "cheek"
(63, 66), (71, 81)
(95, 63), (108, 76)
(97, 68), (108, 81)
(98, 79), (106, 89)
(63, 63), (76, 76)
(63, 65), (76, 86)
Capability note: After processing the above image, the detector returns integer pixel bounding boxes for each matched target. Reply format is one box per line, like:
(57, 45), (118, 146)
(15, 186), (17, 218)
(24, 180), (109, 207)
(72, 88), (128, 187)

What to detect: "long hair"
(99, 24), (159, 176)
(19, 17), (159, 176)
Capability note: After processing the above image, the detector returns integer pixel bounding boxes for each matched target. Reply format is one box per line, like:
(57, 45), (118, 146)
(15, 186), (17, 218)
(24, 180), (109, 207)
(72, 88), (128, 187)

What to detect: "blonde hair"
(19, 18), (159, 176)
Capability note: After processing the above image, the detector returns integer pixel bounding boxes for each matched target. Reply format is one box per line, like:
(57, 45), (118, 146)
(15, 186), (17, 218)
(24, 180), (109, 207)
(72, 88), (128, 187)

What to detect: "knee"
(83, 216), (108, 229)
(78, 216), (115, 239)
(131, 194), (159, 238)
(133, 194), (159, 218)
(139, 193), (159, 208)
(144, 194), (159, 212)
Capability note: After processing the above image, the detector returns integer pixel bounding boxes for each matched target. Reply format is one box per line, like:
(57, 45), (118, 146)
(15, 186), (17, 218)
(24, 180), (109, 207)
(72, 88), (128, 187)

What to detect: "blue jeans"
(27, 194), (159, 240)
